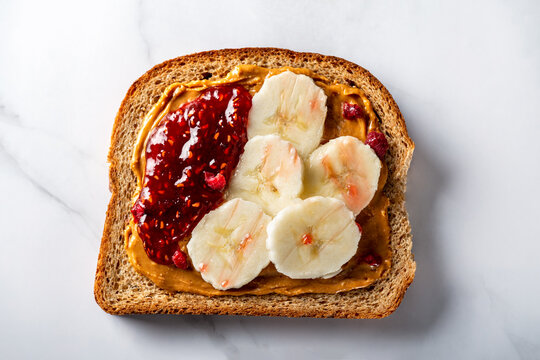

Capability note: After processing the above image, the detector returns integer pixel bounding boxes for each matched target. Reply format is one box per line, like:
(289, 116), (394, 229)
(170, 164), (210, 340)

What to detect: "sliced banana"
(247, 70), (327, 157)
(266, 196), (360, 279)
(227, 135), (303, 216)
(305, 136), (381, 215)
(187, 198), (271, 290)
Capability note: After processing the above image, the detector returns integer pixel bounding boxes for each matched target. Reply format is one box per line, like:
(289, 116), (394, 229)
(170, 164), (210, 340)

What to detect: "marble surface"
(1, 0), (539, 358)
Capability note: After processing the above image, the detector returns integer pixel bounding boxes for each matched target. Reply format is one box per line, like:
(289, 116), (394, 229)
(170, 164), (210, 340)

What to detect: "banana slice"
(266, 196), (360, 279)
(306, 136), (381, 215)
(227, 135), (303, 216)
(247, 70), (327, 157)
(187, 198), (271, 290)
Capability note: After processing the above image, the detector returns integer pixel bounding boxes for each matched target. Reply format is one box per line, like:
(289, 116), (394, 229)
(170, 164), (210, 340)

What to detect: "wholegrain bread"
(94, 48), (415, 318)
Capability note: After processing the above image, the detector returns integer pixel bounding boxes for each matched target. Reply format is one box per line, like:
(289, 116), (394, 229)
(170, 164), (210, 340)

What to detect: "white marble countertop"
(1, 0), (539, 358)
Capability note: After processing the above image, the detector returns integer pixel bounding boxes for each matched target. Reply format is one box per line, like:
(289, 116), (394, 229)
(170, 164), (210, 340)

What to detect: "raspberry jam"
(131, 85), (252, 266)
(342, 102), (365, 120)
(361, 253), (382, 269)
(365, 131), (389, 159)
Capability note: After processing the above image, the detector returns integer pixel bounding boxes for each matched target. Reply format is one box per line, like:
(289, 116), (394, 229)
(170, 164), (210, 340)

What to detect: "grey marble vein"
(185, 316), (239, 359)
(0, 141), (99, 239)
(0, 101), (92, 160)
(0, 102), (22, 125)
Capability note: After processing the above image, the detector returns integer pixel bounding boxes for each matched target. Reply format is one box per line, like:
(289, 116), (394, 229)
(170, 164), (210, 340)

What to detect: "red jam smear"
(131, 85), (252, 266)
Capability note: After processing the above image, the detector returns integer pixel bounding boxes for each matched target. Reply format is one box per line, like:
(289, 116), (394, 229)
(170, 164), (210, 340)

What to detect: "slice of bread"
(94, 48), (415, 318)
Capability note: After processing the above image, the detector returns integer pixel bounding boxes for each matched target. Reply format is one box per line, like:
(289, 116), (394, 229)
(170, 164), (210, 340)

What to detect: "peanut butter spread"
(125, 65), (391, 296)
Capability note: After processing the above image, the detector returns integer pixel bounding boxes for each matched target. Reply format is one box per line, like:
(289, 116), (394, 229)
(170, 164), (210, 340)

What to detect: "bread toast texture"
(94, 48), (415, 318)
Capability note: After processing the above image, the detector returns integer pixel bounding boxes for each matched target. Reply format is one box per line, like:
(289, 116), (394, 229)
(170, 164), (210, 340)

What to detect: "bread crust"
(94, 48), (415, 318)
